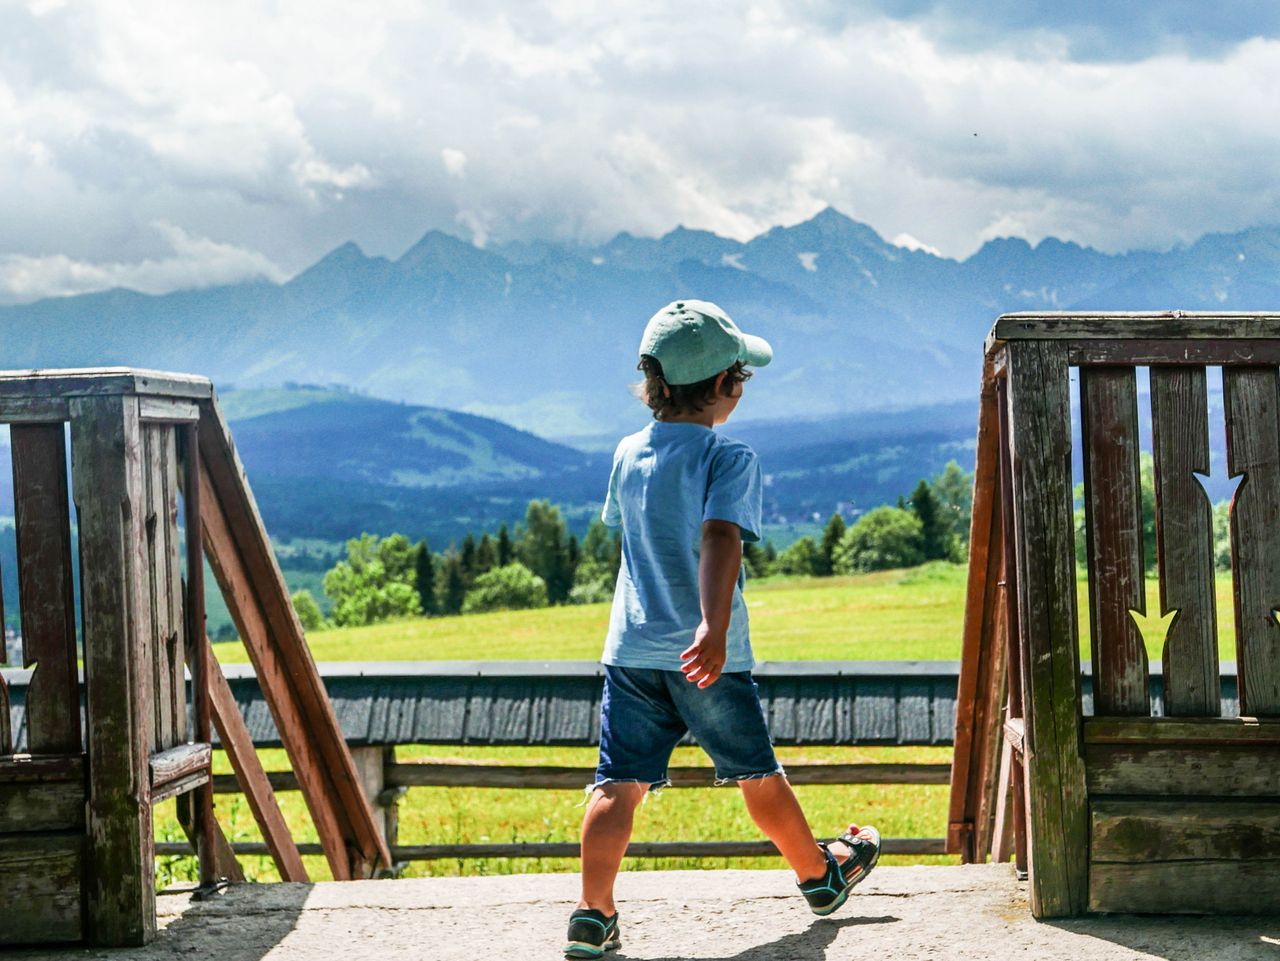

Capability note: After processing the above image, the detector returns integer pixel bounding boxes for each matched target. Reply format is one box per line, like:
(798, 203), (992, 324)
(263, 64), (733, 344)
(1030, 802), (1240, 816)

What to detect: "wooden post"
(1005, 340), (1089, 917)
(72, 395), (156, 946)
(182, 423), (218, 892)
(350, 745), (403, 875)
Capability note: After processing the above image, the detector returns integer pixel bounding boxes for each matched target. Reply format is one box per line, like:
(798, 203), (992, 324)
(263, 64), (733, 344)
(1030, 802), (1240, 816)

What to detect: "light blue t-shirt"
(600, 421), (763, 673)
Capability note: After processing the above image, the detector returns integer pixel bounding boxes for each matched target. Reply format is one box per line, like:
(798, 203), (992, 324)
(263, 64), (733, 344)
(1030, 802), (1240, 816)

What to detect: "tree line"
(291, 460), (975, 629)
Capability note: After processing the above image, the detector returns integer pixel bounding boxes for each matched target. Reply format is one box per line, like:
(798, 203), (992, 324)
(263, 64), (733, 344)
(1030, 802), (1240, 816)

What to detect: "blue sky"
(1, 0), (1278, 302)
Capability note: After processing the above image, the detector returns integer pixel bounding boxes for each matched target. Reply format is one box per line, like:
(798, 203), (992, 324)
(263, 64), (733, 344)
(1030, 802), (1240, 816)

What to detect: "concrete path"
(11, 865), (1278, 960)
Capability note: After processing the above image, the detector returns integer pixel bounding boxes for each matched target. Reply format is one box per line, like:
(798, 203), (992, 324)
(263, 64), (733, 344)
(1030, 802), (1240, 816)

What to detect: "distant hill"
(4, 208), (1280, 437)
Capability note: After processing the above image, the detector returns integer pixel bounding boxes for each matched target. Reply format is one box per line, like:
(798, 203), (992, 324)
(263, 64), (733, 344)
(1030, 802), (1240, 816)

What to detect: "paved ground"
(13, 865), (1279, 960)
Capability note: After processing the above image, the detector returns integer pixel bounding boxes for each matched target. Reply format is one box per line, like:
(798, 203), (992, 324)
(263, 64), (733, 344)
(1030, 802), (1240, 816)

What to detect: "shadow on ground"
(633, 914), (900, 961)
(1047, 916), (1280, 961)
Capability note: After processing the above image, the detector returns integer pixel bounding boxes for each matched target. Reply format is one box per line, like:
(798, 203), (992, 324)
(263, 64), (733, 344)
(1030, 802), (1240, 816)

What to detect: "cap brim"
(738, 332), (773, 368)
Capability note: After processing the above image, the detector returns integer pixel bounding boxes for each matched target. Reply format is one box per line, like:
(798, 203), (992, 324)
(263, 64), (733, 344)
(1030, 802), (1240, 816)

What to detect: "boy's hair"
(631, 355), (752, 419)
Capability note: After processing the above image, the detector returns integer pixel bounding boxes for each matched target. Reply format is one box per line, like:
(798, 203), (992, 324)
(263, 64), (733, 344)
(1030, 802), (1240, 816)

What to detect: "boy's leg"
(738, 776), (862, 881)
(579, 782), (648, 914)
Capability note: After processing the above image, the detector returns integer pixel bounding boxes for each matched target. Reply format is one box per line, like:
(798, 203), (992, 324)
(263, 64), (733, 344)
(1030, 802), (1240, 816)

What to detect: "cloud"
(0, 222), (285, 303)
(0, 0), (1278, 284)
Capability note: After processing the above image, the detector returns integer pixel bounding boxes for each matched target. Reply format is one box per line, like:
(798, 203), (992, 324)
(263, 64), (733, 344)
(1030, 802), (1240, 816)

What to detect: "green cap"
(639, 300), (773, 385)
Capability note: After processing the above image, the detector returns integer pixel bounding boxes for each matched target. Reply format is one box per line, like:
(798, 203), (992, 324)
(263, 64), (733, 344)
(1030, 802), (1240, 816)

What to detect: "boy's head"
(633, 300), (772, 420)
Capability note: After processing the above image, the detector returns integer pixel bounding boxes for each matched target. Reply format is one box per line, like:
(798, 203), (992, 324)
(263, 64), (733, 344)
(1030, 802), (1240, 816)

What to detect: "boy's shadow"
(628, 914), (899, 961)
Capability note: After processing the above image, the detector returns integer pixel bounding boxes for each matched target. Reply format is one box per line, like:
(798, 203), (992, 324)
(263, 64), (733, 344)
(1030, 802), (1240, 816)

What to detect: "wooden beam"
(71, 395), (156, 946)
(1069, 339), (1280, 366)
(197, 393), (390, 877)
(10, 423), (82, 754)
(206, 653), (309, 882)
(1084, 715), (1280, 744)
(994, 312), (1280, 343)
(0, 833), (83, 944)
(1005, 340), (1089, 917)
(138, 397), (200, 423)
(1085, 743), (1280, 796)
(0, 367), (212, 400)
(149, 743), (211, 792)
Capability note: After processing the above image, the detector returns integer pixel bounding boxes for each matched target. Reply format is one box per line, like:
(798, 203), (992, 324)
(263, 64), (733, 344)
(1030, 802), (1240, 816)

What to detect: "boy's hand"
(681, 621), (727, 688)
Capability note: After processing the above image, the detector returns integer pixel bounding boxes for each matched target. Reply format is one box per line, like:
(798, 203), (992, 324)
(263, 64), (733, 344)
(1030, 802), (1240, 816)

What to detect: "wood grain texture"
(161, 428), (186, 745)
(1223, 367), (1280, 715)
(1089, 860), (1280, 914)
(993, 312), (1280, 343)
(1091, 798), (1280, 862)
(0, 778), (85, 833)
(198, 392), (390, 876)
(947, 363), (1007, 861)
(1149, 367), (1220, 716)
(149, 742), (211, 788)
(0, 397), (71, 421)
(0, 833), (82, 944)
(207, 652), (308, 881)
(11, 423), (82, 754)
(138, 397), (199, 422)
(0, 367), (212, 400)
(199, 466), (350, 878)
(1084, 715), (1280, 744)
(71, 395), (156, 947)
(1085, 743), (1280, 796)
(143, 425), (174, 750)
(1069, 339), (1280, 366)
(1006, 340), (1088, 917)
(1079, 367), (1149, 715)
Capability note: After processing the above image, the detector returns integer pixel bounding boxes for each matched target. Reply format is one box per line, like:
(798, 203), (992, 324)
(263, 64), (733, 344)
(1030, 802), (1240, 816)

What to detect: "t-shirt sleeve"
(601, 447), (623, 528)
(703, 443), (763, 542)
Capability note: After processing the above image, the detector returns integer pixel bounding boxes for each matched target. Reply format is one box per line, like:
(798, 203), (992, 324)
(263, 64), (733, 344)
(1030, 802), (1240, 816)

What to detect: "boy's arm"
(681, 519), (742, 688)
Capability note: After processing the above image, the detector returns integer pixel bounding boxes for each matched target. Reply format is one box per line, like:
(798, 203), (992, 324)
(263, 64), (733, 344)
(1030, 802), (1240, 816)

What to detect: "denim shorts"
(594, 665), (783, 791)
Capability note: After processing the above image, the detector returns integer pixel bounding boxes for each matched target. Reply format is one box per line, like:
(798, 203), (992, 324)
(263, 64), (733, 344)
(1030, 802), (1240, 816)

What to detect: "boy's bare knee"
(591, 781), (650, 805)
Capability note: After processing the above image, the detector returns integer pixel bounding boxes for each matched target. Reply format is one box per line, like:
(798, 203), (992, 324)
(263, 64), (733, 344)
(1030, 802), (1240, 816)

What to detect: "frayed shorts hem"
(580, 777), (672, 804)
(713, 764), (787, 787)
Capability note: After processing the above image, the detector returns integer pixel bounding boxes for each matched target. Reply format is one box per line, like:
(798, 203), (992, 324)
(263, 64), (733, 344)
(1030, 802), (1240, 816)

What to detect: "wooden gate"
(950, 313), (1280, 917)
(0, 369), (390, 946)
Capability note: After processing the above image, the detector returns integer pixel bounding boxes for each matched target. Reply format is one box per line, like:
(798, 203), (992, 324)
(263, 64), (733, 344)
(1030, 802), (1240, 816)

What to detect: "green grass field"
(176, 562), (1238, 887)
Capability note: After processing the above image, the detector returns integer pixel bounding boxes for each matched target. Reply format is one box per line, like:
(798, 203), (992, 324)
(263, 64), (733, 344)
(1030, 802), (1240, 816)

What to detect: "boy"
(564, 300), (880, 960)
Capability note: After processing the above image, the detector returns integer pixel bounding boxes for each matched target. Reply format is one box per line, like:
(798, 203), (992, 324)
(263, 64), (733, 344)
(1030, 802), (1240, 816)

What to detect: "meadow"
(161, 562), (1238, 886)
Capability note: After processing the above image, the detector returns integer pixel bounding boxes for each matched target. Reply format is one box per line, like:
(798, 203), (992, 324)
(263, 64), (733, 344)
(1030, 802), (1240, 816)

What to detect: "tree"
(291, 589), (325, 631)
(570, 519), (620, 604)
(517, 500), (574, 604)
(437, 554), (467, 615)
(459, 534), (477, 581)
(462, 563), (549, 613)
(475, 533), (498, 577)
(834, 507), (924, 573)
(742, 540), (768, 578)
(818, 513), (846, 576)
(775, 535), (821, 576)
(322, 533), (423, 626)
(497, 524), (514, 566)
(414, 540), (437, 615)
(931, 460), (974, 552)
(909, 479), (947, 561)
(763, 539), (778, 565)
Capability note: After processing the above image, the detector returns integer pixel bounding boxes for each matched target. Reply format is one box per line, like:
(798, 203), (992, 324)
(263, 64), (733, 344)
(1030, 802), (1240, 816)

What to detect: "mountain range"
(4, 208), (1280, 438)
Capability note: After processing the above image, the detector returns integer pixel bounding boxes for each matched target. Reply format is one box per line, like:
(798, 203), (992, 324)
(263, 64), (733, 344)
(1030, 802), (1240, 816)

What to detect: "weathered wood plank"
(206, 653), (308, 881)
(1069, 339), (1280, 366)
(143, 424), (175, 750)
(71, 394), (156, 946)
(1084, 715), (1280, 744)
(947, 362), (1006, 861)
(199, 465), (351, 878)
(1006, 340), (1088, 917)
(1079, 367), (1149, 715)
(1092, 798), (1280, 862)
(0, 368), (212, 400)
(0, 833), (82, 943)
(11, 423), (82, 754)
(994, 312), (1280, 344)
(161, 428), (186, 744)
(1085, 743), (1280, 796)
(198, 393), (390, 876)
(0, 753), (84, 782)
(149, 742), (211, 789)
(1149, 367), (1220, 716)
(1223, 366), (1280, 715)
(0, 397), (71, 422)
(0, 778), (85, 833)
(1089, 860), (1280, 914)
(138, 397), (199, 423)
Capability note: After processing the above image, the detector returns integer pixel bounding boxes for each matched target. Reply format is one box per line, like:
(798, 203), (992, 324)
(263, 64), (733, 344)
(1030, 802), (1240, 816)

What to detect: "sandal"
(797, 824), (881, 916)
(564, 908), (621, 959)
